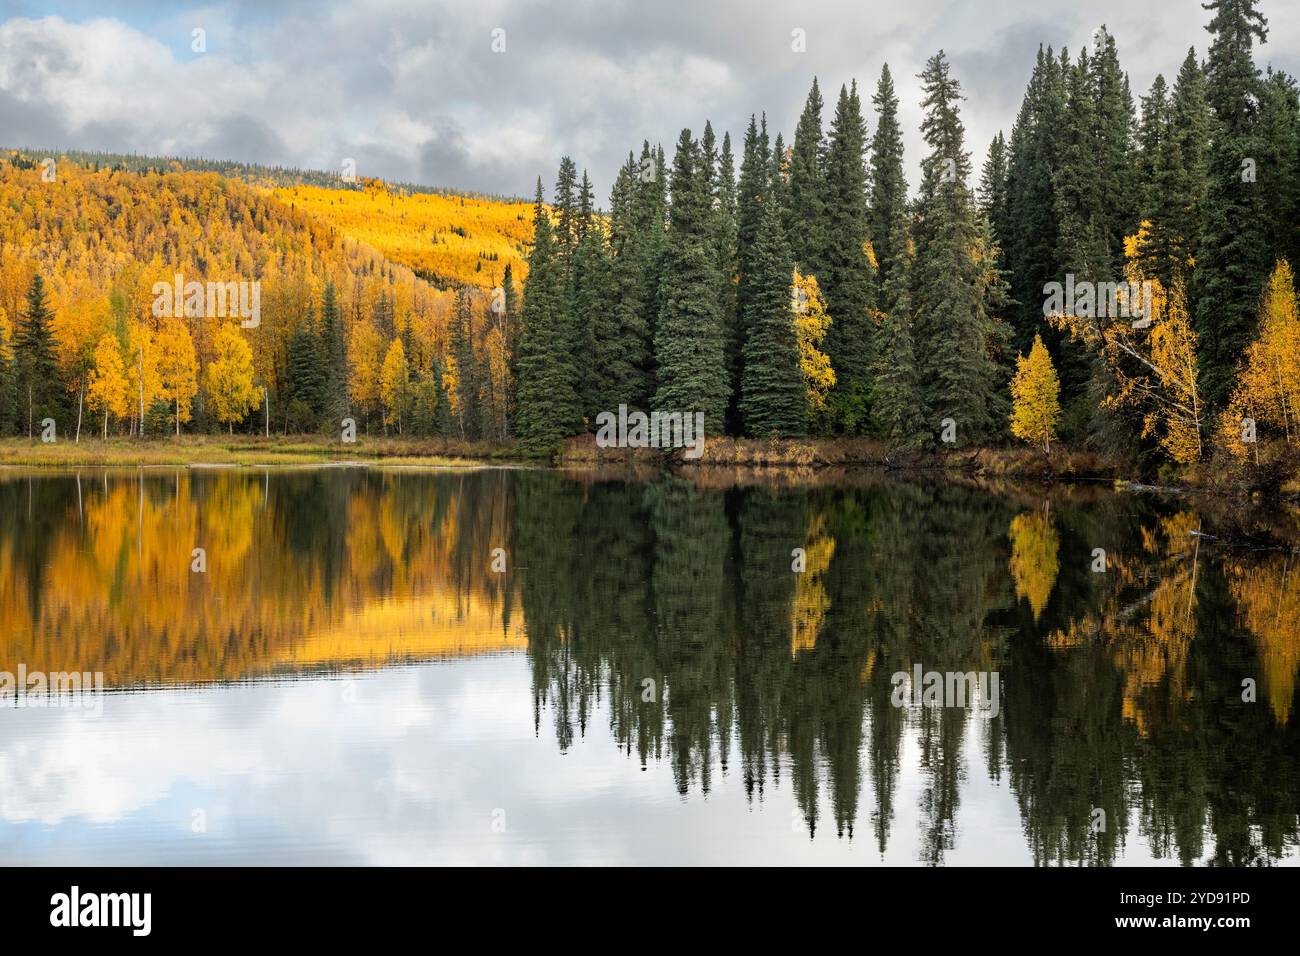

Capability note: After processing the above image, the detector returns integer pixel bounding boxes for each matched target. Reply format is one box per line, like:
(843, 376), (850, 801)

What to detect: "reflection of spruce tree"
(646, 477), (734, 794)
(571, 479), (662, 768)
(735, 487), (809, 824)
(512, 470), (585, 750)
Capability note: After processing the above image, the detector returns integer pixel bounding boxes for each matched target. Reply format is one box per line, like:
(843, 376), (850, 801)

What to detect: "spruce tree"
(1005, 46), (1067, 352)
(911, 52), (1010, 444)
(740, 197), (805, 437)
(654, 129), (730, 433)
(979, 132), (1010, 254)
(822, 82), (875, 431)
(285, 324), (325, 423)
(1090, 27), (1140, 274)
(516, 180), (581, 453)
(592, 156), (652, 413)
(1195, 0), (1271, 410)
(452, 287), (481, 439)
(787, 78), (829, 280)
(869, 64), (910, 302)
(14, 274), (65, 435)
(319, 280), (346, 417)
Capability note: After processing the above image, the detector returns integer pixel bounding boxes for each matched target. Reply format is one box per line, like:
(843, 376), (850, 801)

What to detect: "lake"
(1, 466), (1297, 865)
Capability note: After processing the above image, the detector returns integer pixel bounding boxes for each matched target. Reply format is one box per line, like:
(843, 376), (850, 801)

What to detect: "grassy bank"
(0, 435), (524, 468)
(5, 434), (1297, 499)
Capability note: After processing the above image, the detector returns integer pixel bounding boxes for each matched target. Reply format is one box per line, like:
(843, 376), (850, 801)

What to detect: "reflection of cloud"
(9, 2), (1300, 199)
(0, 658), (1043, 865)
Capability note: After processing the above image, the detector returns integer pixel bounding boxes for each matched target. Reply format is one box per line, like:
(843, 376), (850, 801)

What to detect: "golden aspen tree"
(205, 324), (257, 433)
(1009, 333), (1061, 452)
(87, 334), (131, 438)
(348, 321), (384, 422)
(791, 270), (835, 420)
(1222, 259), (1300, 458)
(1051, 245), (1204, 464)
(155, 319), (199, 434)
(379, 338), (409, 432)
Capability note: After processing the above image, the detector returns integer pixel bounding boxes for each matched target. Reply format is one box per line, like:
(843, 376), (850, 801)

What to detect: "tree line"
(514, 0), (1300, 469)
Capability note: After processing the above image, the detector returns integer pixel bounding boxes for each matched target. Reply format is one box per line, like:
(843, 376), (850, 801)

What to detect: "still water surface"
(1, 467), (1297, 865)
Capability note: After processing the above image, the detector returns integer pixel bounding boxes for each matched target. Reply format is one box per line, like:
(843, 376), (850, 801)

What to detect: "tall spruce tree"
(654, 129), (730, 432)
(733, 114), (771, 431)
(911, 52), (1010, 444)
(516, 180), (581, 453)
(979, 131), (1010, 254)
(591, 156), (653, 413)
(740, 197), (805, 436)
(788, 78), (829, 280)
(1005, 46), (1068, 352)
(14, 274), (65, 435)
(869, 64), (910, 313)
(822, 81), (875, 431)
(1195, 0), (1271, 410)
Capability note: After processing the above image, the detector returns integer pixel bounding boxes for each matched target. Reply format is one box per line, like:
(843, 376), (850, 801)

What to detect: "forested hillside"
(0, 155), (515, 439)
(274, 180), (533, 290)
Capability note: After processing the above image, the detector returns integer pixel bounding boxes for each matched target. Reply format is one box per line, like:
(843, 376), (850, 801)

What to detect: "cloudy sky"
(3, 0), (1299, 202)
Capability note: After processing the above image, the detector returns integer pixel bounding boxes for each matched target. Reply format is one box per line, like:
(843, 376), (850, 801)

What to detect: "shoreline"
(1, 434), (1297, 500)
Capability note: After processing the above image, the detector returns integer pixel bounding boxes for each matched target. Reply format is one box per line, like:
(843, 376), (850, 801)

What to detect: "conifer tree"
(517, 180), (581, 453)
(788, 78), (829, 280)
(740, 198), (805, 437)
(911, 51), (1011, 444)
(14, 273), (65, 435)
(979, 132), (1009, 255)
(591, 157), (652, 414)
(319, 280), (346, 417)
(822, 82), (875, 431)
(869, 64), (910, 314)
(285, 324), (325, 425)
(654, 130), (730, 432)
(1005, 47), (1068, 351)
(452, 287), (482, 438)
(1195, 0), (1271, 410)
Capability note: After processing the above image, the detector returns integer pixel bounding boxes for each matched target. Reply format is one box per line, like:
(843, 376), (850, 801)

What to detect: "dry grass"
(0, 435), (524, 468)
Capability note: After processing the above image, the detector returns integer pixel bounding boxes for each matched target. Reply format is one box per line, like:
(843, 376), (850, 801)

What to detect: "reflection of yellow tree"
(1009, 505), (1059, 621)
(791, 512), (835, 655)
(1118, 513), (1199, 735)
(0, 472), (521, 687)
(1228, 554), (1300, 724)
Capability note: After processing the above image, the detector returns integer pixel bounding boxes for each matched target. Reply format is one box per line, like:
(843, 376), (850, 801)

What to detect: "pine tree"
(1195, 0), (1271, 410)
(979, 132), (1009, 254)
(319, 280), (346, 418)
(285, 324), (326, 425)
(869, 64), (910, 314)
(1259, 69), (1300, 271)
(1090, 27), (1140, 275)
(911, 51), (1011, 444)
(516, 180), (581, 453)
(654, 129), (730, 433)
(553, 156), (579, 261)
(740, 198), (805, 436)
(14, 273), (66, 435)
(788, 78), (829, 280)
(633, 141), (668, 392)
(567, 170), (607, 421)
(822, 82), (875, 431)
(590, 157), (653, 415)
(733, 115), (771, 431)
(452, 287), (481, 438)
(1005, 46), (1068, 352)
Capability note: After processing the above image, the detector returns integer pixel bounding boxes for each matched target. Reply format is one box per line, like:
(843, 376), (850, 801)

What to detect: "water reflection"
(0, 467), (1297, 865)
